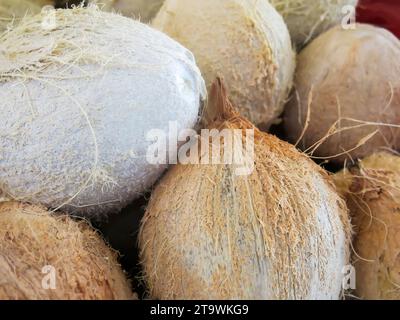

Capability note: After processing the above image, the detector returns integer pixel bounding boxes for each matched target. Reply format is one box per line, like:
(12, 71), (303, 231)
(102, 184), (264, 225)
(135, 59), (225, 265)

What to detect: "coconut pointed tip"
(202, 77), (237, 125)
(202, 78), (257, 131)
(203, 77), (254, 128)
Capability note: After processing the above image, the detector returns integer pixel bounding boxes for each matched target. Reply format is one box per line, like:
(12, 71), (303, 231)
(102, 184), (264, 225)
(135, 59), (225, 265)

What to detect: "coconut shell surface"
(152, 0), (295, 129)
(139, 79), (350, 300)
(0, 201), (135, 300)
(333, 152), (400, 300)
(284, 24), (400, 165)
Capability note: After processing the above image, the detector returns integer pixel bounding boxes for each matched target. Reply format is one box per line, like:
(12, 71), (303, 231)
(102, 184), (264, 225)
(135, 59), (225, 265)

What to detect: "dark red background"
(357, 0), (400, 38)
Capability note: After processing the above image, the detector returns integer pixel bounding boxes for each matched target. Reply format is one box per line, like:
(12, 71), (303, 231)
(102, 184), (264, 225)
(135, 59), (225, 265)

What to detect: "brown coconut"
(139, 79), (350, 300)
(284, 24), (400, 165)
(0, 201), (135, 300)
(333, 152), (400, 300)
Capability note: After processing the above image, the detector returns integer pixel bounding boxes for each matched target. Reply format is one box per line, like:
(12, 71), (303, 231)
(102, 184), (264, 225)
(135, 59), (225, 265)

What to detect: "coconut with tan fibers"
(0, 201), (135, 300)
(139, 79), (350, 300)
(334, 152), (400, 300)
(284, 24), (400, 165)
(152, 0), (295, 129)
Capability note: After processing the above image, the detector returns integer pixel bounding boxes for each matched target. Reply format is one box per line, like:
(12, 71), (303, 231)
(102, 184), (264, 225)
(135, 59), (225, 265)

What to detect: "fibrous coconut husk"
(0, 7), (205, 219)
(152, 0), (296, 129)
(333, 152), (400, 300)
(139, 78), (350, 300)
(284, 24), (400, 165)
(0, 201), (135, 300)
(270, 0), (359, 49)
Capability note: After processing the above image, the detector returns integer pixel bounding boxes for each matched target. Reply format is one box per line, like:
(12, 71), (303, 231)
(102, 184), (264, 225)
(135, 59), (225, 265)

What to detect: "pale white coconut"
(284, 24), (400, 165)
(270, 0), (359, 48)
(0, 7), (205, 219)
(152, 0), (296, 129)
(89, 0), (164, 22)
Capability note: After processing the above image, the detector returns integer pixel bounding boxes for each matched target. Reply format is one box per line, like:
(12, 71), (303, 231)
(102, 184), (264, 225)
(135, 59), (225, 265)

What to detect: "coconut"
(0, 7), (205, 219)
(89, 0), (164, 22)
(139, 79), (350, 300)
(152, 0), (295, 129)
(0, 201), (135, 300)
(333, 152), (400, 300)
(270, 0), (359, 48)
(0, 0), (53, 32)
(284, 24), (400, 165)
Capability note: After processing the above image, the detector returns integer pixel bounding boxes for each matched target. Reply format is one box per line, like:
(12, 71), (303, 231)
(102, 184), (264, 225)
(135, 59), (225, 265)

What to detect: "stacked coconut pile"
(0, 1), (205, 299)
(0, 0), (399, 300)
